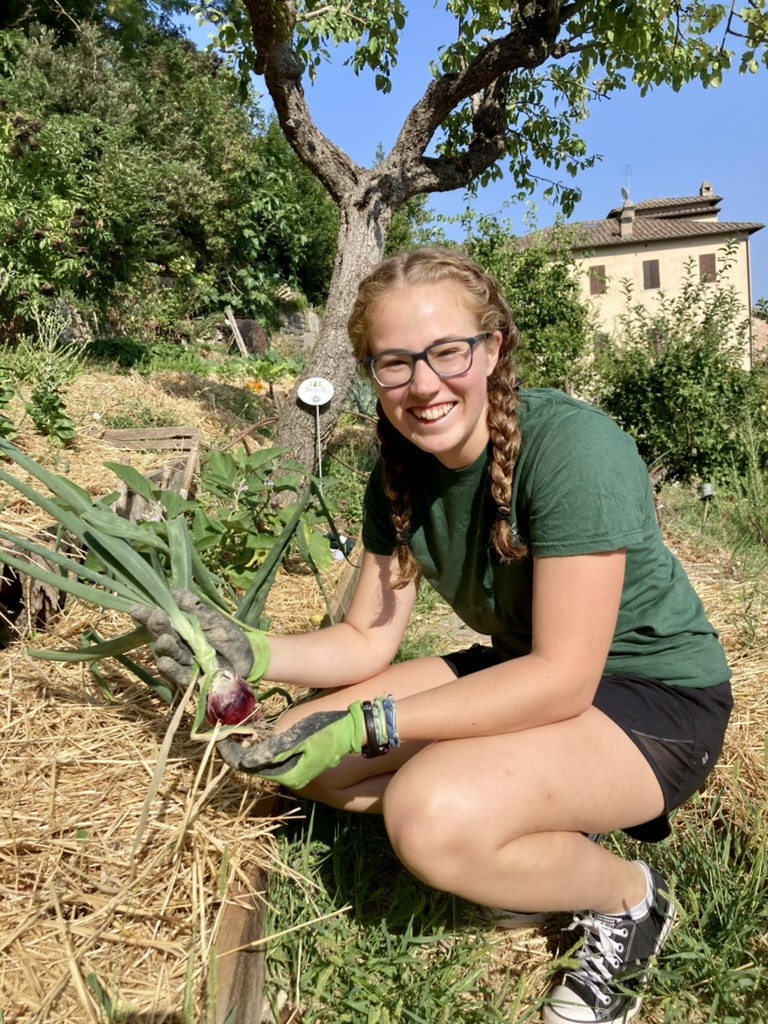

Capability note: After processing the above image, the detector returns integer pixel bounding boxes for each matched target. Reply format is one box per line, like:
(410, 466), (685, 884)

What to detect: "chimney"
(619, 199), (635, 238)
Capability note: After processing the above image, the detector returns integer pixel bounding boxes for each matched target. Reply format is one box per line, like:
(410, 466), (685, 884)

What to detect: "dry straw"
(0, 373), (337, 1022)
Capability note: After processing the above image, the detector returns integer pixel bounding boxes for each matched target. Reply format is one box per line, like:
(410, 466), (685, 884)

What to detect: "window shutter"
(699, 253), (717, 283)
(643, 260), (660, 290)
(589, 265), (607, 295)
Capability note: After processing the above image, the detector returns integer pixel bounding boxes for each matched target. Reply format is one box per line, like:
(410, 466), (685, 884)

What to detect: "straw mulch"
(0, 373), (337, 1023)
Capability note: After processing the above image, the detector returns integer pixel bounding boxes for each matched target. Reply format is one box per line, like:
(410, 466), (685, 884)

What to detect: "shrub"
(596, 248), (768, 485)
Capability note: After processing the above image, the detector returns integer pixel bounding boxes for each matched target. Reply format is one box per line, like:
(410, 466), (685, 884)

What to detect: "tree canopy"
(0, 20), (339, 337)
(0, 0), (192, 48)
(190, 0), (766, 469)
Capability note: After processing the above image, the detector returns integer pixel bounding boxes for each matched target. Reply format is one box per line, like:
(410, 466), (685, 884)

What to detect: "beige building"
(569, 183), (764, 367)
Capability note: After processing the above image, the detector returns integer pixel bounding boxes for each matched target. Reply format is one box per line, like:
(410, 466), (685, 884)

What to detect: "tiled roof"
(569, 218), (764, 250)
(606, 195), (722, 219)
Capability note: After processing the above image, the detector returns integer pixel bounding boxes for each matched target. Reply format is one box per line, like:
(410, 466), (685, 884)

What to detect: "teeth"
(412, 403), (453, 421)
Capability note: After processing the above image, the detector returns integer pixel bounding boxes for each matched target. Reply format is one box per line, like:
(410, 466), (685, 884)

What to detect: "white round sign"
(298, 376), (335, 406)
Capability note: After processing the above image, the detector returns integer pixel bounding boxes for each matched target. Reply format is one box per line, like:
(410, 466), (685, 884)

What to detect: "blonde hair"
(348, 247), (526, 588)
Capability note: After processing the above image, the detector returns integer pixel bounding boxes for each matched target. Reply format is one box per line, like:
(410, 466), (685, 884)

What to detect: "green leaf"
(81, 529), (176, 615)
(159, 490), (198, 519)
(81, 507), (170, 553)
(236, 488), (311, 626)
(0, 546), (136, 612)
(167, 515), (193, 591)
(0, 528), (138, 601)
(104, 461), (160, 504)
(27, 626), (151, 662)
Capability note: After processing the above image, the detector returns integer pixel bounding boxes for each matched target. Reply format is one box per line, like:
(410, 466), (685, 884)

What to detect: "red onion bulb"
(206, 670), (261, 726)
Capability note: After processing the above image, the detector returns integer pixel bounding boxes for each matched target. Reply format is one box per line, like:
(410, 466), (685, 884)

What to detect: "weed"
(250, 346), (306, 383)
(12, 310), (82, 445)
(325, 413), (378, 534)
(102, 403), (181, 431)
(0, 362), (17, 441)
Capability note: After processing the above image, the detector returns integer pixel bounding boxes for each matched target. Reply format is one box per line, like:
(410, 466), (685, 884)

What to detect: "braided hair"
(348, 247), (527, 588)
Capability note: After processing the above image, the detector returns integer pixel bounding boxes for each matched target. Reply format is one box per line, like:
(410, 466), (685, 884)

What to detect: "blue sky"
(184, 8), (768, 303)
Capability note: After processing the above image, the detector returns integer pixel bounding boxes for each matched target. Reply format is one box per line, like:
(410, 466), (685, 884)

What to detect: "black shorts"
(441, 644), (733, 843)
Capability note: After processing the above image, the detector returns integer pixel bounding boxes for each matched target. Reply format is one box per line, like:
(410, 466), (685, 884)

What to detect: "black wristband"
(361, 700), (390, 758)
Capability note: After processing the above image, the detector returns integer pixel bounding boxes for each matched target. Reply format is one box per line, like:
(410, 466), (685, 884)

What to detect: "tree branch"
(376, 1), (584, 196)
(242, 0), (362, 203)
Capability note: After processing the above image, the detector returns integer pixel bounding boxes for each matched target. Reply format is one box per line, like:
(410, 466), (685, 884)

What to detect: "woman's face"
(367, 281), (501, 469)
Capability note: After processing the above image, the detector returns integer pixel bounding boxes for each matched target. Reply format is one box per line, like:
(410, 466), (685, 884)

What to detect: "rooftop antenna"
(622, 165), (632, 202)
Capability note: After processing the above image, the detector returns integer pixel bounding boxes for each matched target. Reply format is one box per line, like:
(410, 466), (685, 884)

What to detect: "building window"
(699, 253), (717, 283)
(589, 265), (607, 295)
(643, 259), (660, 290)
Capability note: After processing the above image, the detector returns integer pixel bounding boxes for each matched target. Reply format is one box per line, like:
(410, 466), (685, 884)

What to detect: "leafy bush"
(103, 446), (341, 607)
(191, 447), (337, 590)
(0, 24), (337, 341)
(12, 309), (83, 445)
(596, 250), (768, 485)
(716, 414), (768, 551)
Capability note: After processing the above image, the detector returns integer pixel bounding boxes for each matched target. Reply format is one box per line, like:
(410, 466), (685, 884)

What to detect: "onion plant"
(0, 437), (273, 736)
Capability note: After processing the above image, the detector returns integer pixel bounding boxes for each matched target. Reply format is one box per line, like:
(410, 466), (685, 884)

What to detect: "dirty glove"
(131, 588), (270, 689)
(217, 696), (399, 790)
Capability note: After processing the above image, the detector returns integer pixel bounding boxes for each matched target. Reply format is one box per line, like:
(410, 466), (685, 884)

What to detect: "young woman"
(140, 248), (732, 1024)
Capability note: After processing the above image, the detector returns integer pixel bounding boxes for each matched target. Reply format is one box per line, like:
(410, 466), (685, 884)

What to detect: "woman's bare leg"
(273, 656), (665, 915)
(381, 707), (665, 915)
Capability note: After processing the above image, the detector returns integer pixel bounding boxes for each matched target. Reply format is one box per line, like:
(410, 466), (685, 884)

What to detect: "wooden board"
(214, 865), (271, 1024)
(101, 426), (200, 451)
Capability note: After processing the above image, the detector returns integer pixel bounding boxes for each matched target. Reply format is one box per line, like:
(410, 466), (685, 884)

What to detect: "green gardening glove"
(217, 698), (396, 789)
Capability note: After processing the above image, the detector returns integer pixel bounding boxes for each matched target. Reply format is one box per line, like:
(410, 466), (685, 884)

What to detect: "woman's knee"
(383, 767), (481, 890)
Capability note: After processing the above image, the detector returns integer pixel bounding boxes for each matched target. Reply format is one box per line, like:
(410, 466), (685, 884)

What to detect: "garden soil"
(1, 371), (766, 1023)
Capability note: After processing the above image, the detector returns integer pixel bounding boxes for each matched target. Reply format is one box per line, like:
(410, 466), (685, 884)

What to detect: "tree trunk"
(274, 197), (391, 471)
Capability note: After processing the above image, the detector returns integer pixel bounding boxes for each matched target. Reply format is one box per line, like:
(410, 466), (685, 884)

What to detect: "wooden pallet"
(101, 426), (201, 501)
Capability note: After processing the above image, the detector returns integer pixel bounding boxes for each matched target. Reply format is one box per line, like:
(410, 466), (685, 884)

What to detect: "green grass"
(261, 774), (768, 1023)
(263, 804), (542, 1024)
(591, 785), (768, 1024)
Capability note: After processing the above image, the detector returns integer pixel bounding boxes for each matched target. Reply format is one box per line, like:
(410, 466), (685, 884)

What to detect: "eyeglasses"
(363, 333), (491, 388)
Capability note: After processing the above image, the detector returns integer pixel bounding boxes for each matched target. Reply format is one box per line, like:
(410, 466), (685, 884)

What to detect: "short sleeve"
(362, 459), (397, 555)
(521, 406), (652, 557)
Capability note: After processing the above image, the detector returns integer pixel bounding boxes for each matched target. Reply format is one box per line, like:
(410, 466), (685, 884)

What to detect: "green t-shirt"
(363, 388), (731, 688)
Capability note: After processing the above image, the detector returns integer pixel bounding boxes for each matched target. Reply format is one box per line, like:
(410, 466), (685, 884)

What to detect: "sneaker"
(482, 834), (605, 932)
(542, 866), (676, 1024)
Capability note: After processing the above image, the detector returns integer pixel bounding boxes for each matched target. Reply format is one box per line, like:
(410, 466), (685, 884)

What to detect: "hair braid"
(376, 403), (421, 588)
(487, 351), (528, 561)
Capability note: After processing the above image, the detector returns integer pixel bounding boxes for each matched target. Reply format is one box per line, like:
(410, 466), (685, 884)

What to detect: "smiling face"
(367, 281), (502, 469)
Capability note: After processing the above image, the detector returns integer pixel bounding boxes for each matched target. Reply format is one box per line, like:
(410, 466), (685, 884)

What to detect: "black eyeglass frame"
(362, 332), (492, 389)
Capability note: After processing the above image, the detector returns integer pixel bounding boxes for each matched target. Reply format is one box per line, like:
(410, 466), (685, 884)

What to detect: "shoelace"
(566, 912), (631, 1006)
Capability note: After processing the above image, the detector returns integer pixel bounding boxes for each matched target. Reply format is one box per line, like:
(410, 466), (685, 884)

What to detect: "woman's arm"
(266, 550), (418, 688)
(394, 549), (626, 740)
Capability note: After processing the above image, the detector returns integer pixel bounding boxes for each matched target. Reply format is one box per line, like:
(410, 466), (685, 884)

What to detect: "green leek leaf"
(0, 546), (136, 612)
(28, 626), (151, 662)
(236, 488), (311, 626)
